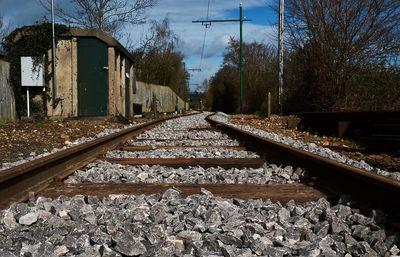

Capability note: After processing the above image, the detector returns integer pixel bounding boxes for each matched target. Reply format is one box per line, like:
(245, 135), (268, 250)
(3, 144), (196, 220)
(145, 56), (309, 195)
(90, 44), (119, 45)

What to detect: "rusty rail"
(206, 115), (400, 213)
(0, 117), (178, 209)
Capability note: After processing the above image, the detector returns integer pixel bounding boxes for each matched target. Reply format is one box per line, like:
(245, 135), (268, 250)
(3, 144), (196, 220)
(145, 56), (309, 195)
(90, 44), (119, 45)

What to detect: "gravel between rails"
(210, 113), (400, 182)
(65, 160), (306, 184)
(126, 139), (240, 147)
(1, 113), (399, 256)
(137, 130), (231, 140)
(105, 148), (260, 159)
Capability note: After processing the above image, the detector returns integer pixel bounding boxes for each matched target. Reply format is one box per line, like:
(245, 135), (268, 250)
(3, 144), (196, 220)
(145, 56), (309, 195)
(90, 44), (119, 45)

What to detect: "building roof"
(66, 28), (135, 63)
(7, 26), (134, 63)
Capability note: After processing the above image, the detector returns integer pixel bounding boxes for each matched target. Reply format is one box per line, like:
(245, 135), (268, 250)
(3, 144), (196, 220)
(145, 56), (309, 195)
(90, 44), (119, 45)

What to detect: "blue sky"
(0, 0), (277, 91)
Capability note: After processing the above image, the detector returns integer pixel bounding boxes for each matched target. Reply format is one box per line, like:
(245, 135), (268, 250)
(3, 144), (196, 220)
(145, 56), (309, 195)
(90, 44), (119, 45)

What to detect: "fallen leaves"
(230, 114), (399, 173)
(321, 141), (330, 146)
(0, 119), (130, 164)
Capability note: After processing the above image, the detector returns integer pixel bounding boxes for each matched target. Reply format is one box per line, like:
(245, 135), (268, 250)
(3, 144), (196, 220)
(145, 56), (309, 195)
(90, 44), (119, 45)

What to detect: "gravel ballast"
(126, 139), (240, 147)
(105, 148), (260, 159)
(1, 190), (399, 256)
(65, 160), (307, 184)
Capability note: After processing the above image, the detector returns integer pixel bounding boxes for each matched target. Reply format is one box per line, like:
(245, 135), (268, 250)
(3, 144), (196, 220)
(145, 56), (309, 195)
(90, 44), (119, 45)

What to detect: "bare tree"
(205, 38), (278, 113)
(132, 18), (186, 97)
(0, 15), (13, 50)
(282, 0), (400, 110)
(39, 0), (157, 36)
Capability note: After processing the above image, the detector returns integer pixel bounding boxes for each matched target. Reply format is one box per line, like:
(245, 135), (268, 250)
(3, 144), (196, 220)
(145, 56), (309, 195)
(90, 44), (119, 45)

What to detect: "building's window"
(125, 58), (130, 73)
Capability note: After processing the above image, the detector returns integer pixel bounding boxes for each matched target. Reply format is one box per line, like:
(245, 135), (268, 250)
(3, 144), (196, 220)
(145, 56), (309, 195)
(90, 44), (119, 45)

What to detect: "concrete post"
(267, 92), (271, 118)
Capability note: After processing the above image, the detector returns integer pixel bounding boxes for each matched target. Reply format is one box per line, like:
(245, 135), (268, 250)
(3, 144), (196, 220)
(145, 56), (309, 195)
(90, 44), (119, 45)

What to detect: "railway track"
(1, 112), (399, 256)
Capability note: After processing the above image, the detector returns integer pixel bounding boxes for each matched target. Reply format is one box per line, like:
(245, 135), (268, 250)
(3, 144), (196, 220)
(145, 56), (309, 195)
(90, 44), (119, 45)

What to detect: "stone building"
(7, 27), (187, 119)
(48, 28), (135, 118)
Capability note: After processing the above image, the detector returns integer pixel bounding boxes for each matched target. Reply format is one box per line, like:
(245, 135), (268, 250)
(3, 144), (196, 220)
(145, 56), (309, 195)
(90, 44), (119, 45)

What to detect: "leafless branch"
(39, 0), (157, 36)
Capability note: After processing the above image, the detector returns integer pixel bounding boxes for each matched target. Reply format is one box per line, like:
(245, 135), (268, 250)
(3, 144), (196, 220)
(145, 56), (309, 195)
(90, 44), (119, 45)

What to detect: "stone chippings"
(158, 112), (212, 130)
(126, 139), (240, 147)
(64, 160), (307, 184)
(137, 130), (231, 140)
(210, 113), (400, 182)
(105, 148), (260, 159)
(114, 112), (259, 159)
(136, 113), (226, 140)
(1, 191), (399, 256)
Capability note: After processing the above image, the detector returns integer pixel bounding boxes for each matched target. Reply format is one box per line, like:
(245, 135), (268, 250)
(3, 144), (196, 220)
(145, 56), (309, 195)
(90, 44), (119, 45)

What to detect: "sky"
(0, 0), (278, 92)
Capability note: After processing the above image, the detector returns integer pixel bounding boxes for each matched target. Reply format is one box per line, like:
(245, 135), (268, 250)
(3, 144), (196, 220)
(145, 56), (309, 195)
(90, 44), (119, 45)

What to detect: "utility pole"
(278, 0), (284, 115)
(182, 64), (201, 112)
(239, 2), (243, 114)
(185, 67), (201, 112)
(183, 62), (186, 113)
(193, 3), (251, 113)
(51, 0), (57, 107)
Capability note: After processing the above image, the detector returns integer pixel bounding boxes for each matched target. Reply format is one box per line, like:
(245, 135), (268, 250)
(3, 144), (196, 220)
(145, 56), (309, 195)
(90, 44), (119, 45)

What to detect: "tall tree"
(39, 0), (157, 36)
(282, 0), (400, 111)
(132, 18), (187, 98)
(206, 38), (278, 113)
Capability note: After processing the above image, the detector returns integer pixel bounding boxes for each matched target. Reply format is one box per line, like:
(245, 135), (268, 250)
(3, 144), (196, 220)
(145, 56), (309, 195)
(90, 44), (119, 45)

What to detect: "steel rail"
(206, 115), (400, 213)
(0, 116), (183, 209)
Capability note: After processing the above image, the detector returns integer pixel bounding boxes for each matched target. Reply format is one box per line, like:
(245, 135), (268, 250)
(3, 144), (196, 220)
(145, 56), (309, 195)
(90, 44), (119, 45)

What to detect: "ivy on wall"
(3, 23), (68, 119)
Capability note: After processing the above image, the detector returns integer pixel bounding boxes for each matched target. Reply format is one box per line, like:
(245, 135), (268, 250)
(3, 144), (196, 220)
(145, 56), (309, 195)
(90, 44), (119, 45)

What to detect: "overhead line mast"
(183, 63), (201, 112)
(192, 3), (251, 114)
(199, 0), (211, 69)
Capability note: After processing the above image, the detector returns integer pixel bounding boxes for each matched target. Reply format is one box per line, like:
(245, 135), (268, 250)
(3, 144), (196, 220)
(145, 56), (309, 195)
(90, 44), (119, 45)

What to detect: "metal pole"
(278, 0), (284, 115)
(183, 62), (186, 113)
(51, 0), (57, 106)
(267, 92), (271, 118)
(27, 88), (30, 118)
(239, 2), (243, 114)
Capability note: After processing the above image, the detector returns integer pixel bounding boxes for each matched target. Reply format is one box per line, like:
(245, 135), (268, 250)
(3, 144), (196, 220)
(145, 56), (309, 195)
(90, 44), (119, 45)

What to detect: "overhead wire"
(199, 0), (211, 69)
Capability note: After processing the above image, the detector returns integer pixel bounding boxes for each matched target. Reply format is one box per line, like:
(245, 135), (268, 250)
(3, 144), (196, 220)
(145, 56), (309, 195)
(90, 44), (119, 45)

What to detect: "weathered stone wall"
(47, 38), (77, 118)
(133, 81), (187, 114)
(108, 48), (132, 117)
(0, 60), (17, 122)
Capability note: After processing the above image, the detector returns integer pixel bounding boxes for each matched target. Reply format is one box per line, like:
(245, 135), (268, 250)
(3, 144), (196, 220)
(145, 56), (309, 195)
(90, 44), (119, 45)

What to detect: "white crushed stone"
(65, 160), (307, 184)
(105, 148), (260, 159)
(126, 139), (240, 146)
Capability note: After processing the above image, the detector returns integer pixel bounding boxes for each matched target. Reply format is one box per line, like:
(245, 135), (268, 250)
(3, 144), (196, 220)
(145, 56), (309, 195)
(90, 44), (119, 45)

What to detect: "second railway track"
(0, 112), (399, 256)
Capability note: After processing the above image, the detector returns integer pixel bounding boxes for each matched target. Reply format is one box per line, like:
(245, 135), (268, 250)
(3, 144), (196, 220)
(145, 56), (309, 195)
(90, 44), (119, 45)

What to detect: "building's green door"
(77, 37), (108, 116)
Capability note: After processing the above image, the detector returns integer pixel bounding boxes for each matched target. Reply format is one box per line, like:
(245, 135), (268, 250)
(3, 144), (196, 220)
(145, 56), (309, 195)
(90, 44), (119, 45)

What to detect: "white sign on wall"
(21, 56), (44, 87)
